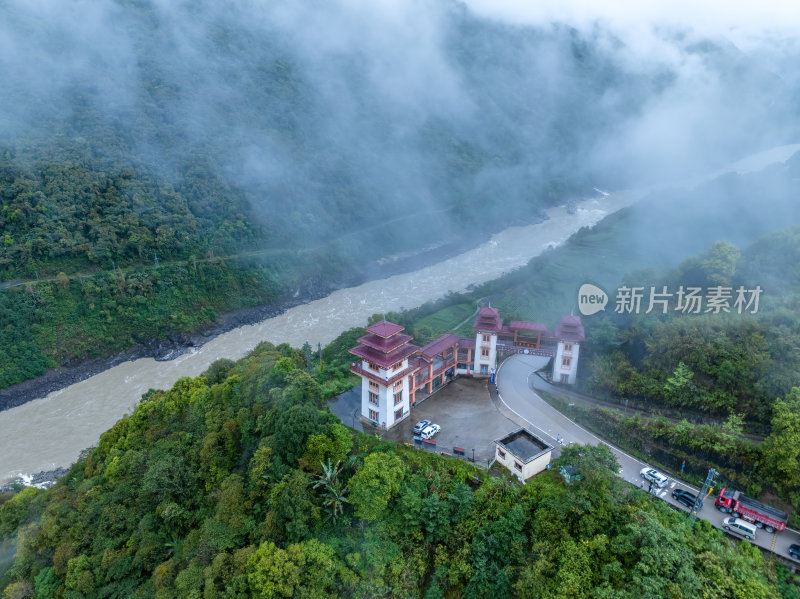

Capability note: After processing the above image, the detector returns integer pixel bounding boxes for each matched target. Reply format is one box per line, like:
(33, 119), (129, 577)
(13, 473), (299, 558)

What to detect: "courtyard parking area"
(328, 376), (523, 467)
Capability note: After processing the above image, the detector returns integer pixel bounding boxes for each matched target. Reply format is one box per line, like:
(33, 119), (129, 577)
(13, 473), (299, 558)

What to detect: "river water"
(2, 142), (798, 484)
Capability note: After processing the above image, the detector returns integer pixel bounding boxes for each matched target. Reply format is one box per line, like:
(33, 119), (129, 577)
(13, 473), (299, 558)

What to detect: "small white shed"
(494, 428), (553, 482)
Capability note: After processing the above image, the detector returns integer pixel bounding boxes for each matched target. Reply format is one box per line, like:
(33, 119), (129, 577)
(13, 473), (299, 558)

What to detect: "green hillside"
(375, 160), (800, 522)
(2, 0), (799, 388)
(1, 342), (794, 598)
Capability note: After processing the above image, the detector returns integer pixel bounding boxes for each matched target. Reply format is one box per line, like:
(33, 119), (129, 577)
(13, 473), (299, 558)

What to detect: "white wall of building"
(552, 341), (580, 384)
(473, 331), (497, 376)
(360, 358), (411, 428)
(494, 444), (552, 481)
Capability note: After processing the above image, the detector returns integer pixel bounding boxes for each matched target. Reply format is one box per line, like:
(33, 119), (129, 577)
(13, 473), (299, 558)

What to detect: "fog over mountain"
(1, 0), (799, 264)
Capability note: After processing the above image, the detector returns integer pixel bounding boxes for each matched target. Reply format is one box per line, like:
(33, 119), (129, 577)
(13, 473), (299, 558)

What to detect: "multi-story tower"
(349, 321), (419, 428)
(551, 315), (584, 384)
(473, 307), (503, 376)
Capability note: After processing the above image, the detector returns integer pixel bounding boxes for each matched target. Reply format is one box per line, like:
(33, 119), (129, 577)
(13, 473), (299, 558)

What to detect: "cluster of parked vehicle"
(640, 464), (799, 560)
(412, 419), (441, 440)
(640, 466), (702, 510)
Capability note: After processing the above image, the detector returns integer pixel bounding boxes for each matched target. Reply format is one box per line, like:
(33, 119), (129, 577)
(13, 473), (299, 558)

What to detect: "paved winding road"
(496, 354), (800, 563)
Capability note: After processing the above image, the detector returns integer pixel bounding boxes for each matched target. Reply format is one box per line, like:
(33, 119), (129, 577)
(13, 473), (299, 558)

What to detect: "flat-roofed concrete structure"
(494, 428), (553, 481)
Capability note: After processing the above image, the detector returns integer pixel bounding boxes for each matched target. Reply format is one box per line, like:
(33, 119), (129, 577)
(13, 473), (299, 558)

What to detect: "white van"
(722, 517), (757, 540)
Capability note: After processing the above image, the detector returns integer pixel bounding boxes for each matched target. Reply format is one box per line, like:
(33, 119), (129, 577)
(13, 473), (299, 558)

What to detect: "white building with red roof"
(349, 321), (419, 428)
(551, 315), (585, 384)
(350, 310), (585, 429)
(473, 307), (503, 376)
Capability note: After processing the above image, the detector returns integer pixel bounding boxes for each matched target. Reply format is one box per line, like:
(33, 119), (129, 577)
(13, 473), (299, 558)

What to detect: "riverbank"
(0, 210), (550, 414)
(0, 191), (628, 486)
(0, 467), (69, 493)
(0, 294), (321, 413)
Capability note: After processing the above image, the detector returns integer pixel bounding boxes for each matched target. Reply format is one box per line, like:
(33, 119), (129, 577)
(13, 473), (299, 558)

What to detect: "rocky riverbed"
(0, 467), (69, 493)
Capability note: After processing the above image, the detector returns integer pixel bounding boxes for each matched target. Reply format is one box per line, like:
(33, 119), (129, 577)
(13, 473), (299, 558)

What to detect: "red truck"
(715, 488), (789, 533)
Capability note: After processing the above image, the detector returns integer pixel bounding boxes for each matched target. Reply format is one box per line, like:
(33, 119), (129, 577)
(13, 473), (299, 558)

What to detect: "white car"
(421, 424), (441, 440)
(640, 467), (668, 488)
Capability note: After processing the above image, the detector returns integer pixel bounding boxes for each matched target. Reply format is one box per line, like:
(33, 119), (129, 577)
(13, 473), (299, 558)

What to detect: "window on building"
(393, 380), (403, 391)
(369, 380), (379, 391)
(481, 348), (489, 358)
(368, 361), (380, 372)
(368, 409), (379, 421)
(480, 365), (488, 375)
(497, 448), (506, 459)
(561, 357), (571, 368)
(482, 334), (490, 342)
(394, 392), (402, 406)
(394, 408), (403, 421)
(391, 361), (402, 371)
(514, 461), (522, 472)
(369, 392), (379, 406)
(564, 342), (573, 352)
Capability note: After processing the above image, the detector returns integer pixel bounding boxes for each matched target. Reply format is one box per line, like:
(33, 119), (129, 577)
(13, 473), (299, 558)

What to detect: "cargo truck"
(714, 488), (788, 533)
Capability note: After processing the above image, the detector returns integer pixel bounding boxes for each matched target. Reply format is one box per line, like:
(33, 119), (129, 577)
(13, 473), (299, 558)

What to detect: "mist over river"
(2, 142), (798, 484)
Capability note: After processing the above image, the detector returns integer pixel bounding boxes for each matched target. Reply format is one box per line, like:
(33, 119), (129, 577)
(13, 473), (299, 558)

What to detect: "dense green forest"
(1, 341), (796, 598)
(3, 0), (800, 388)
(572, 228), (800, 514)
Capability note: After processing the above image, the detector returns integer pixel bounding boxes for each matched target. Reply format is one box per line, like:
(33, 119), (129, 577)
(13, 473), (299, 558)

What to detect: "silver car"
(413, 419), (431, 435)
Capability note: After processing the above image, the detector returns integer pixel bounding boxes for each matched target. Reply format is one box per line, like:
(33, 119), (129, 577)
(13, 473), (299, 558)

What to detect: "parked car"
(640, 467), (669, 488)
(412, 419), (431, 435)
(789, 544), (800, 560)
(722, 517), (757, 540)
(421, 424), (441, 439)
(672, 488), (701, 510)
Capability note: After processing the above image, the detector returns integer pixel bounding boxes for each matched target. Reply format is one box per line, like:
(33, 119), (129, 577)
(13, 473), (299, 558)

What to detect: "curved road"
(496, 354), (800, 563)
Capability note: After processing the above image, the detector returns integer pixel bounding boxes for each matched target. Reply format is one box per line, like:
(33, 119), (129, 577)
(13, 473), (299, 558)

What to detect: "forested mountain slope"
(371, 157), (800, 522)
(2, 0), (799, 387)
(0, 343), (794, 598)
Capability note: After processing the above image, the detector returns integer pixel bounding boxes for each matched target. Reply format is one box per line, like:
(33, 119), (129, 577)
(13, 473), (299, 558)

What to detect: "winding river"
(2, 142), (798, 484)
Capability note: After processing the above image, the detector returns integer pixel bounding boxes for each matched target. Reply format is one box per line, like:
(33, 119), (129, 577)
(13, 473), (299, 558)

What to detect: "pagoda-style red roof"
(349, 343), (420, 369)
(365, 321), (404, 338)
(510, 321), (547, 333)
(473, 306), (503, 332)
(357, 332), (413, 354)
(553, 315), (585, 342)
(420, 334), (459, 359)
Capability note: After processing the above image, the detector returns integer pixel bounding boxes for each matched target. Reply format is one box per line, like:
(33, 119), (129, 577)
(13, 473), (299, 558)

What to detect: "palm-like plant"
(313, 458), (349, 523)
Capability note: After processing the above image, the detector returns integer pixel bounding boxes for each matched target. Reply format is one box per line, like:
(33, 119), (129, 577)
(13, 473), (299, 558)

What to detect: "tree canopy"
(1, 340), (794, 598)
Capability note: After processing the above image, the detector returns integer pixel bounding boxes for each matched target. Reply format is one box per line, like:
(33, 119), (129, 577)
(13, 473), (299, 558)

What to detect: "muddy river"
(2, 142), (797, 483)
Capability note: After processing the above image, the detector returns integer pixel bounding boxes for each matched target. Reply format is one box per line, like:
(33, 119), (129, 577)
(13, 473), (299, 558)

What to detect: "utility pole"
(318, 343), (323, 370)
(690, 468), (718, 524)
(154, 252), (159, 269)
